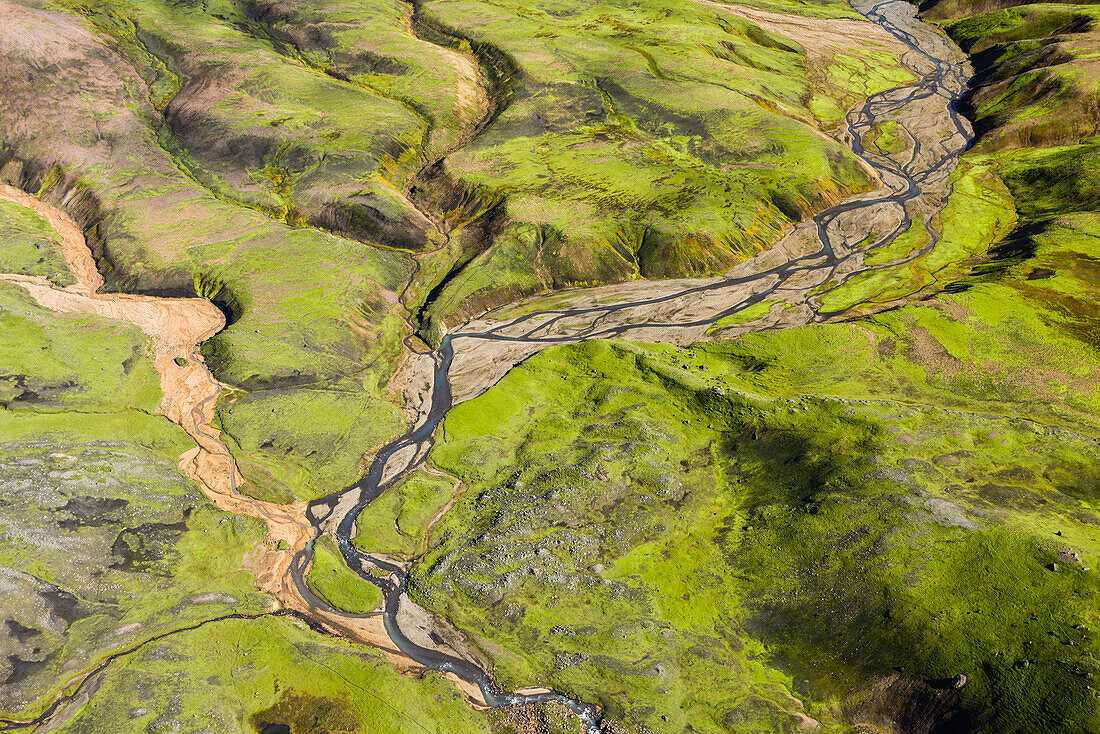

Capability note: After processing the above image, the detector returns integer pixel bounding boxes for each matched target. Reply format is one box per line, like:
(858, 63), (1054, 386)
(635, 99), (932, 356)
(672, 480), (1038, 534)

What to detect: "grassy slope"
(353, 468), (458, 557)
(0, 284), (162, 410)
(56, 0), (458, 249)
(0, 0), (923, 499)
(0, 200), (73, 285)
(306, 535), (383, 613)
(937, 2), (1100, 149)
(53, 616), (492, 734)
(407, 4), (1100, 732)
(0, 279), (493, 732)
(413, 221), (1100, 731)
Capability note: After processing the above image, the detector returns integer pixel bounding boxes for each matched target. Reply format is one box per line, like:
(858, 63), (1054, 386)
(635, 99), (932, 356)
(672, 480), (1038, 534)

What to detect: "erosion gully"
(298, 1), (974, 731)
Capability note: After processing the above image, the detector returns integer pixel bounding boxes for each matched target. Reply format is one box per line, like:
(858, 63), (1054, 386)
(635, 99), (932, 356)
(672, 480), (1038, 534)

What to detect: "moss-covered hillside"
(2, 0), (1099, 731)
(396, 1), (1100, 732)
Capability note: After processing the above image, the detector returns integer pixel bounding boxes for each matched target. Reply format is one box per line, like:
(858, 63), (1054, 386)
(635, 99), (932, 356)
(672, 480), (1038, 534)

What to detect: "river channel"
(295, 1), (975, 730)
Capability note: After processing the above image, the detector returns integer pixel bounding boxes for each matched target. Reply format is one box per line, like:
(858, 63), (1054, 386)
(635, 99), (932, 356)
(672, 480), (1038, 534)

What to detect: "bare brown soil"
(701, 1), (907, 60)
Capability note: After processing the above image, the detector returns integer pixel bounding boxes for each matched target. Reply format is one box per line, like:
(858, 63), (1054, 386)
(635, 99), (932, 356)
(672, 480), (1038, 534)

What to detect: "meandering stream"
(298, 1), (975, 730)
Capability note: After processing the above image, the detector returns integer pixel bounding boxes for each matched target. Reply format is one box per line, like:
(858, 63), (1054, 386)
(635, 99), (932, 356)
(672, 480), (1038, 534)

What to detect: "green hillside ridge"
(412, 216), (1100, 731)
(0, 0), (918, 500)
(50, 617), (493, 734)
(2, 0), (1099, 731)
(0, 276), (502, 733)
(0, 0), (416, 502)
(939, 2), (1100, 149)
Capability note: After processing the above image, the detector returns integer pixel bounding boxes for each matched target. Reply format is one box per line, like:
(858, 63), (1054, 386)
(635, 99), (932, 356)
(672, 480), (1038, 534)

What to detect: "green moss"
(0, 282), (163, 412)
(0, 201), (73, 285)
(306, 536), (382, 614)
(865, 119), (906, 156)
(410, 148), (1100, 729)
(708, 298), (780, 331)
(218, 388), (404, 503)
(819, 159), (1017, 313)
(0, 277), (275, 720)
(407, 0), (913, 324)
(53, 616), (492, 734)
(353, 469), (458, 556)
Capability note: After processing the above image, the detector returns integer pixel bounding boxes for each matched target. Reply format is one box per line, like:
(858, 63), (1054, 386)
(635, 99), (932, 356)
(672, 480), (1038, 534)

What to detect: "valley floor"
(0, 0), (1098, 732)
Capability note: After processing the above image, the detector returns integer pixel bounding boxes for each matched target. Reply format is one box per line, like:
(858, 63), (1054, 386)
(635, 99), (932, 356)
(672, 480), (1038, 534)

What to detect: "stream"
(292, 1), (975, 731)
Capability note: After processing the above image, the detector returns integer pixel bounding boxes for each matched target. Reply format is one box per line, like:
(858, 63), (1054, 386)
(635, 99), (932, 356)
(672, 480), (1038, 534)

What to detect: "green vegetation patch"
(306, 536), (382, 613)
(0, 281), (273, 719)
(866, 119), (907, 156)
(711, 298), (780, 329)
(191, 234), (411, 501)
(819, 159), (1017, 313)
(410, 168), (1100, 731)
(218, 387), (404, 503)
(811, 49), (914, 123)
(406, 0), (914, 331)
(0, 282), (162, 412)
(353, 469), (459, 556)
(0, 201), (73, 285)
(53, 616), (491, 734)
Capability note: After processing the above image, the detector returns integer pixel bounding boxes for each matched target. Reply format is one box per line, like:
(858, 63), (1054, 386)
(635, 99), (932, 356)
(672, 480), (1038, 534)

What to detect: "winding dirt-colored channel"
(0, 183), (426, 725)
(0, 184), (312, 554)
